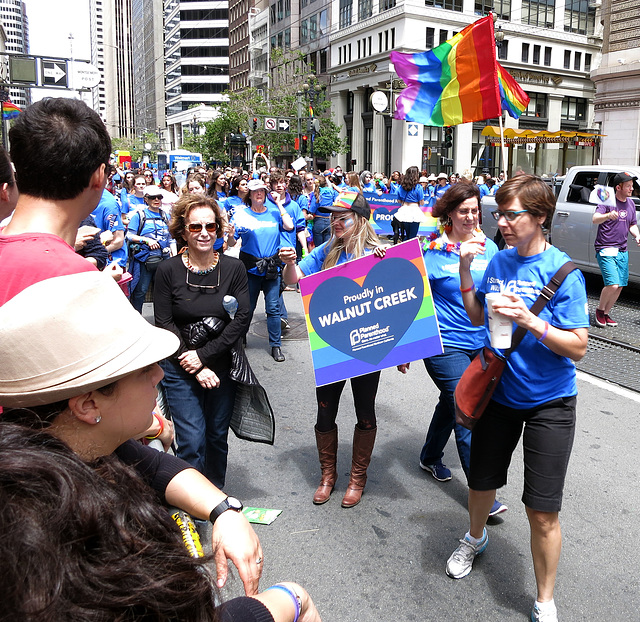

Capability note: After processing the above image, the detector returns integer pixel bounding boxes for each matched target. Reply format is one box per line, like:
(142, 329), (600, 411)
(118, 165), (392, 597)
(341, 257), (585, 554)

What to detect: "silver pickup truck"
(481, 165), (640, 285)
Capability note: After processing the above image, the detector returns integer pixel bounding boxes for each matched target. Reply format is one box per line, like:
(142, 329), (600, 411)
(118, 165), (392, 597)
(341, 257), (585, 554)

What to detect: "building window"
(584, 53), (591, 71)
(522, 43), (529, 63)
(522, 0), (554, 28)
(564, 0), (595, 35)
(320, 10), (328, 35)
(310, 14), (317, 40)
(561, 96), (587, 121)
(339, 0), (352, 28)
(475, 0), (511, 20)
(544, 46), (552, 66)
(523, 92), (547, 118)
(300, 20), (308, 44)
(425, 0), (462, 11)
(439, 29), (448, 45)
(497, 40), (508, 60)
(277, 0), (283, 21)
(533, 45), (540, 65)
(357, 40), (361, 59)
(563, 50), (571, 69)
(320, 48), (328, 73)
(284, 27), (291, 49)
(285, 0), (291, 17)
(359, 0), (372, 20)
(379, 0), (396, 10)
(574, 51), (581, 70)
(426, 27), (434, 49)
(391, 27), (395, 48)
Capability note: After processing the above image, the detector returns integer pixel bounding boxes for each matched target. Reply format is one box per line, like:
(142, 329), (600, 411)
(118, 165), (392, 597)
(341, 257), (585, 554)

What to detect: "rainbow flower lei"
(422, 227), (485, 255)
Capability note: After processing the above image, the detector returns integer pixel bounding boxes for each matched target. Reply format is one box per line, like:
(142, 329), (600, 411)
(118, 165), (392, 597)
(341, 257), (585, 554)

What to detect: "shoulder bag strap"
(503, 260), (577, 357)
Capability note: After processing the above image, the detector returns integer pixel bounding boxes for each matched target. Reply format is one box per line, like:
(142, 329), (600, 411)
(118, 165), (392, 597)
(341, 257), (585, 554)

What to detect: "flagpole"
(498, 112), (508, 180)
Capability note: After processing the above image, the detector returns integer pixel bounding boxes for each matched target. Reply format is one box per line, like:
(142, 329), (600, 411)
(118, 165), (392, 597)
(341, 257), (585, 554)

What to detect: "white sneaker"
(445, 529), (488, 579)
(531, 603), (558, 622)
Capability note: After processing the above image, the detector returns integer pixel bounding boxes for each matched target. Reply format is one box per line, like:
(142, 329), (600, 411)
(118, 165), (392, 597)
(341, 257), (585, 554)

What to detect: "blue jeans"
(160, 358), (237, 489)
(247, 272), (281, 347)
(312, 216), (331, 248)
(420, 345), (480, 478)
(130, 261), (154, 312)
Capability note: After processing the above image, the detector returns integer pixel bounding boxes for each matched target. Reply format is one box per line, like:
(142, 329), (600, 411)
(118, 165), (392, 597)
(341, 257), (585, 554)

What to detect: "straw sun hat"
(0, 272), (179, 407)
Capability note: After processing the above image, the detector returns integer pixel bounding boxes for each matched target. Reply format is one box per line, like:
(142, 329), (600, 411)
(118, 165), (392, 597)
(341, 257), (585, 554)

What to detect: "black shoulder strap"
(504, 261), (578, 357)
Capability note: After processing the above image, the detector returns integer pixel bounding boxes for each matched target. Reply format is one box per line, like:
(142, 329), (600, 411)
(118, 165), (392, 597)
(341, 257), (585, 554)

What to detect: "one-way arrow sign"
(278, 118), (290, 132)
(42, 60), (67, 87)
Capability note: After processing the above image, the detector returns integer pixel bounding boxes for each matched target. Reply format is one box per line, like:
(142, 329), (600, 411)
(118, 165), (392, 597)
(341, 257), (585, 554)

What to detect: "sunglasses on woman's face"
(187, 222), (217, 233)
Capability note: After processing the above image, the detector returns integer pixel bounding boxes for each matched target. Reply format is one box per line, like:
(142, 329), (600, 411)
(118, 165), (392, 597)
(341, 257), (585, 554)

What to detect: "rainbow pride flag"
(497, 62), (529, 118)
(2, 101), (21, 120)
(390, 15), (500, 126)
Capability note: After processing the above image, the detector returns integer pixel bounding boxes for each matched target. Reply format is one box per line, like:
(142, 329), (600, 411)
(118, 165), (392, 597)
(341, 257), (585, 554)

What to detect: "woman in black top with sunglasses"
(154, 194), (251, 488)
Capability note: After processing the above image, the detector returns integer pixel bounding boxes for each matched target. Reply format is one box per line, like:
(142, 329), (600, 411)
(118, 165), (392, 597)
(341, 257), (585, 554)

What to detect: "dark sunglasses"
(146, 194), (162, 200)
(187, 222), (217, 233)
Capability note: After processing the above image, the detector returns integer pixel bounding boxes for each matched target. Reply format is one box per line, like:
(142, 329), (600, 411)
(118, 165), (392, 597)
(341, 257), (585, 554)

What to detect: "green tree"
(192, 49), (347, 165)
(113, 131), (161, 165)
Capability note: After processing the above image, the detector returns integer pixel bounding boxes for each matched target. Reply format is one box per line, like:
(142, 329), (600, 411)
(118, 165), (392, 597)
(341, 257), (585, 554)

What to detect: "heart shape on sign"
(371, 206), (400, 235)
(309, 257), (424, 365)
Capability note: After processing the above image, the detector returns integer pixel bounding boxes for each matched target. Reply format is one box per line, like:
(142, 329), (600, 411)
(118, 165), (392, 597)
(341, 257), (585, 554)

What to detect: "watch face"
(227, 496), (243, 511)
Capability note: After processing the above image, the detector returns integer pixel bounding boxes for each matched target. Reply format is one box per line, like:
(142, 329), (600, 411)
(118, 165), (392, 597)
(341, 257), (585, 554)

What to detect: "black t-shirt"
(219, 597), (274, 622)
(154, 254), (251, 374)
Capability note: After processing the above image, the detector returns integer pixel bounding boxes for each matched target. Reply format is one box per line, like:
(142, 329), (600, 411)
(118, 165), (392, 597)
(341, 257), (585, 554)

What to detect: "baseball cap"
(247, 179), (268, 192)
(0, 272), (179, 407)
(326, 190), (370, 219)
(143, 186), (164, 199)
(612, 172), (638, 186)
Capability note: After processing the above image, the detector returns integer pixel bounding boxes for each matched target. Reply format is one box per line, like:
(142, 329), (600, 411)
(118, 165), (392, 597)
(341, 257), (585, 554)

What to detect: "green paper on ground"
(243, 507), (282, 525)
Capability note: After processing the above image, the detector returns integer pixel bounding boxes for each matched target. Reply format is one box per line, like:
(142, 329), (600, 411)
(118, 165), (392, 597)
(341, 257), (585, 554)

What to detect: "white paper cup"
(485, 293), (513, 349)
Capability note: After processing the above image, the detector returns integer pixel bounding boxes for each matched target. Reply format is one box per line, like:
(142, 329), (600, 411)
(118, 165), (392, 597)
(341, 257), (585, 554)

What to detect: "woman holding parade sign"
(280, 191), (386, 508)
(397, 181), (506, 514)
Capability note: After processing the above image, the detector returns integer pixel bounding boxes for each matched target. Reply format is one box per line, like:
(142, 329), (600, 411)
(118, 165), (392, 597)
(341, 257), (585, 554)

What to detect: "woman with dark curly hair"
(0, 423), (321, 621)
(392, 165), (425, 244)
(155, 193), (251, 488)
(399, 182), (503, 515)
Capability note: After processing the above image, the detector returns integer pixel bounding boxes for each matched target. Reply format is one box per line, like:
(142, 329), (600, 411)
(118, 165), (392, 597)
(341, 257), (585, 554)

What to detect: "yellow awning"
(481, 126), (605, 144)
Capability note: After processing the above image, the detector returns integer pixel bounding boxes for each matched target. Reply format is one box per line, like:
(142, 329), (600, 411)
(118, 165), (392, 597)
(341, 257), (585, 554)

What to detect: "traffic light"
(443, 126), (454, 150)
(301, 135), (308, 154)
(252, 117), (258, 131)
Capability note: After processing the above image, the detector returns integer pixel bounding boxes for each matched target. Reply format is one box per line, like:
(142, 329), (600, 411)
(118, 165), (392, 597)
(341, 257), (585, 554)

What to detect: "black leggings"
(315, 372), (381, 433)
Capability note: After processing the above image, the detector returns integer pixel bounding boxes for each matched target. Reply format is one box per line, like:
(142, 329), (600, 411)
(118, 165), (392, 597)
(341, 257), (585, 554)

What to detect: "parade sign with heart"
(300, 238), (443, 386)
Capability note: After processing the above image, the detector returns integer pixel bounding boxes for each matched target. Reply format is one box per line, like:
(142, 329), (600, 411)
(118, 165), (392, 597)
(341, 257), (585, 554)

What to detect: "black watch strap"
(209, 496), (243, 524)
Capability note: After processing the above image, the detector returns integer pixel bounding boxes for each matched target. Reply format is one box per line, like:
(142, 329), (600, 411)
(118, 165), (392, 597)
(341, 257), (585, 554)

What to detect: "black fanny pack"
(239, 251), (281, 280)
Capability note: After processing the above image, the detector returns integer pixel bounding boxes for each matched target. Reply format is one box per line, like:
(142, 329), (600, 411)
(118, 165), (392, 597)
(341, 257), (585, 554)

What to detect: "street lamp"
(302, 77), (326, 167)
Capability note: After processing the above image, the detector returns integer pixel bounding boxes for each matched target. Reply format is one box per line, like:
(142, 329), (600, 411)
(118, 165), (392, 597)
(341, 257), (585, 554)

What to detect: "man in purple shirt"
(592, 171), (640, 327)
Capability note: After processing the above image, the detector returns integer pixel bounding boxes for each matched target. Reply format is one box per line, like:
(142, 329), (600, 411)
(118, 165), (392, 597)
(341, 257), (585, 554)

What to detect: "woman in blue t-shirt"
(401, 181), (504, 515)
(448, 175), (589, 622)
(228, 179), (293, 362)
(279, 191), (386, 509)
(392, 166), (425, 244)
(307, 175), (338, 248)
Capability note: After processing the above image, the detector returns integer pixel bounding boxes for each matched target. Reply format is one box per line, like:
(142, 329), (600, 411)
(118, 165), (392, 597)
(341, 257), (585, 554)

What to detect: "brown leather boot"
(341, 425), (377, 508)
(313, 426), (338, 505)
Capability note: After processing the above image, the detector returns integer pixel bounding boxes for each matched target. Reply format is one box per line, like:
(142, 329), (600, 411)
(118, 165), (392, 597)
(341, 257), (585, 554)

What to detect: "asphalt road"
(212, 289), (640, 622)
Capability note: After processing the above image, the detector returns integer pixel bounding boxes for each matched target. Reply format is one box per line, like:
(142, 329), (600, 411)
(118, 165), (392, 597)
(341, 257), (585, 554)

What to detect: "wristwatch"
(209, 496), (244, 524)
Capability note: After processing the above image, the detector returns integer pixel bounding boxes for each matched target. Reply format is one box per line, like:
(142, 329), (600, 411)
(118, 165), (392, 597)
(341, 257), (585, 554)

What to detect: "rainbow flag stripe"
(390, 15), (501, 127)
(497, 62), (530, 119)
(2, 101), (21, 120)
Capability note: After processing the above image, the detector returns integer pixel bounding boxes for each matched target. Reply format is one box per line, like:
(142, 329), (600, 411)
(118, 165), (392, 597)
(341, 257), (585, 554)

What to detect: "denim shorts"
(596, 249), (628, 287)
(468, 396), (576, 512)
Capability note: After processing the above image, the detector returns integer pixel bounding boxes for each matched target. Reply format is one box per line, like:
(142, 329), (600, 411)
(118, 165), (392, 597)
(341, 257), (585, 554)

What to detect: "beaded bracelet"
(459, 285), (475, 293)
(538, 321), (549, 342)
(145, 412), (164, 440)
(265, 584), (301, 622)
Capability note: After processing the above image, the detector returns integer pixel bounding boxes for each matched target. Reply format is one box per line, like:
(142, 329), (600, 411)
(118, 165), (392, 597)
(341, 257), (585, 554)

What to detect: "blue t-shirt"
(424, 237), (499, 350)
(362, 182), (376, 193)
(425, 185), (437, 209)
(232, 205), (285, 275)
(295, 194), (309, 213)
(397, 184), (425, 204)
(309, 187), (338, 216)
(478, 245), (589, 409)
(91, 189), (128, 266)
(298, 241), (374, 276)
(224, 195), (245, 216)
(127, 208), (170, 244)
(435, 183), (450, 200)
(266, 194), (305, 249)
